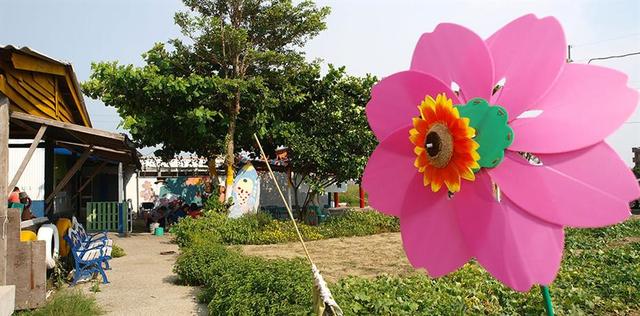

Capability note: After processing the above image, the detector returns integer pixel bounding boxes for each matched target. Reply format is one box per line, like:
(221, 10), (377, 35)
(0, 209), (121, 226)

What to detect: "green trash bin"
(155, 227), (164, 236)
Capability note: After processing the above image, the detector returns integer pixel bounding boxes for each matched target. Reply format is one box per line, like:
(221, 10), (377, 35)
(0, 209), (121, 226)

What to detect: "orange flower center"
(409, 93), (480, 193)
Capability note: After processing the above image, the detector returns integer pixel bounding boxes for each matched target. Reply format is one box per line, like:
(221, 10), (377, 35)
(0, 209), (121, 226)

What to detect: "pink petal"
(486, 14), (566, 119)
(509, 63), (639, 153)
(489, 147), (635, 228)
(454, 172), (564, 292)
(366, 71), (459, 142)
(362, 125), (420, 217)
(400, 180), (470, 277)
(411, 23), (494, 102)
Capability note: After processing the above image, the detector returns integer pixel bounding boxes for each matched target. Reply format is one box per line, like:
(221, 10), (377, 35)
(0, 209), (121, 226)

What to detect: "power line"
(588, 51), (640, 64)
(572, 32), (640, 47)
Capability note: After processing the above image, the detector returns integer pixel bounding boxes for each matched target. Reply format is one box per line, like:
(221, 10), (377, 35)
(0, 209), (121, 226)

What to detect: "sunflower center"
(425, 131), (441, 156)
(424, 123), (453, 168)
(409, 93), (480, 193)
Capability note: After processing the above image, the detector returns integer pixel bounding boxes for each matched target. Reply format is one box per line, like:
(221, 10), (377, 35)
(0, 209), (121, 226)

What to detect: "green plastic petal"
(456, 98), (513, 169)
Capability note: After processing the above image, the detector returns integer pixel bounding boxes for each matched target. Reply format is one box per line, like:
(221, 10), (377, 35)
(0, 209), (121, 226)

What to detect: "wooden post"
(6, 208), (46, 310)
(333, 192), (339, 208)
(7, 125), (47, 194)
(0, 94), (9, 286)
(0, 205), (6, 287)
(359, 183), (365, 208)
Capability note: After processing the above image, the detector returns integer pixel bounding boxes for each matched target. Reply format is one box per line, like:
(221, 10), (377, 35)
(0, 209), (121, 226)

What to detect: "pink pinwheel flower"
(362, 14), (640, 291)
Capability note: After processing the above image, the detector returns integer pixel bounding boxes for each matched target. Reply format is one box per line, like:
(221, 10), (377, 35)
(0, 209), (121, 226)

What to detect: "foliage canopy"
(84, 0), (331, 165)
(84, 0), (377, 205)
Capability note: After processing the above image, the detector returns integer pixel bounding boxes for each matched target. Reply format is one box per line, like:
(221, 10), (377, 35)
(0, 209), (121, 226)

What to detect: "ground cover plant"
(15, 289), (103, 316)
(171, 209), (399, 247)
(111, 244), (126, 258)
(173, 209), (640, 315)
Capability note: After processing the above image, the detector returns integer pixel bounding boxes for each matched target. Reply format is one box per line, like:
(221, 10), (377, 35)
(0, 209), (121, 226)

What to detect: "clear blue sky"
(1, 0), (639, 164)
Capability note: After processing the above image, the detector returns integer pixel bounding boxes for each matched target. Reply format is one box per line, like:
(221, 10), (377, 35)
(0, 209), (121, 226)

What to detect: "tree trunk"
(224, 92), (241, 200)
(207, 157), (221, 201)
(359, 182), (365, 208)
(288, 170), (301, 209)
(301, 189), (317, 221)
(293, 185), (300, 209)
(207, 157), (218, 178)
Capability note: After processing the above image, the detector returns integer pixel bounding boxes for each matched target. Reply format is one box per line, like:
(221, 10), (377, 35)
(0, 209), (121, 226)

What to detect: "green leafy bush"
(174, 234), (239, 286)
(203, 196), (232, 215)
(171, 211), (226, 247)
(319, 210), (399, 238)
(339, 184), (367, 207)
(171, 209), (399, 247)
(174, 235), (314, 315)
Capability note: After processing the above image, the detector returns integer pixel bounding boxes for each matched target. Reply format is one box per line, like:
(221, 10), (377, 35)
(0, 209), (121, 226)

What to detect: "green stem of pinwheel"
(540, 285), (554, 316)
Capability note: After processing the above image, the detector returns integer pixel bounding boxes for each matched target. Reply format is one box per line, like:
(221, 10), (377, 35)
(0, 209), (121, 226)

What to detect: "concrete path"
(81, 233), (206, 316)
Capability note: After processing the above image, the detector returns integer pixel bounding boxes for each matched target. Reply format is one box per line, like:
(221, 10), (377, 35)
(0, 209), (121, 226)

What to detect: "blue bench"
(72, 216), (112, 248)
(65, 218), (113, 285)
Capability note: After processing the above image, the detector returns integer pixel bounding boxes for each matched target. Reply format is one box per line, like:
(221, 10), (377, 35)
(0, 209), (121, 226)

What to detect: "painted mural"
(139, 176), (210, 206)
(228, 163), (261, 218)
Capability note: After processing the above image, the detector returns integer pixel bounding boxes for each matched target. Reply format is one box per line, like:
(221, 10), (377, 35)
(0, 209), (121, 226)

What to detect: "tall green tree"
(266, 66), (378, 211)
(84, 0), (330, 197)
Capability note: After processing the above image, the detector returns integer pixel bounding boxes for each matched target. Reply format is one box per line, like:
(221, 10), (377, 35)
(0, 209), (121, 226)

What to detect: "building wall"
(8, 147), (45, 217)
(137, 176), (209, 206)
(9, 146), (134, 219)
(138, 172), (328, 210)
(124, 169), (138, 214)
(258, 172), (328, 208)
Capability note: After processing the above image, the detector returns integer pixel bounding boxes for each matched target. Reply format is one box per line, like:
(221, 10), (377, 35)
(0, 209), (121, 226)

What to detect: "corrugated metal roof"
(1, 45), (71, 65)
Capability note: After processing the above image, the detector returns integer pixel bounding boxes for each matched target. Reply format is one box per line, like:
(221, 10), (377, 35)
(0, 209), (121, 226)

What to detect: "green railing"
(86, 201), (122, 232)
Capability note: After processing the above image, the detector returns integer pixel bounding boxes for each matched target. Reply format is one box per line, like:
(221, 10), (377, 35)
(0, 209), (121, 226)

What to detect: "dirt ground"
(239, 232), (414, 283)
(81, 233), (206, 316)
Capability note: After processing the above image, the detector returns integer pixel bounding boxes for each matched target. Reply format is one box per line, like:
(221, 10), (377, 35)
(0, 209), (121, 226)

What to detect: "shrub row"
(333, 219), (640, 315)
(173, 210), (640, 315)
(174, 235), (314, 315)
(171, 209), (399, 247)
